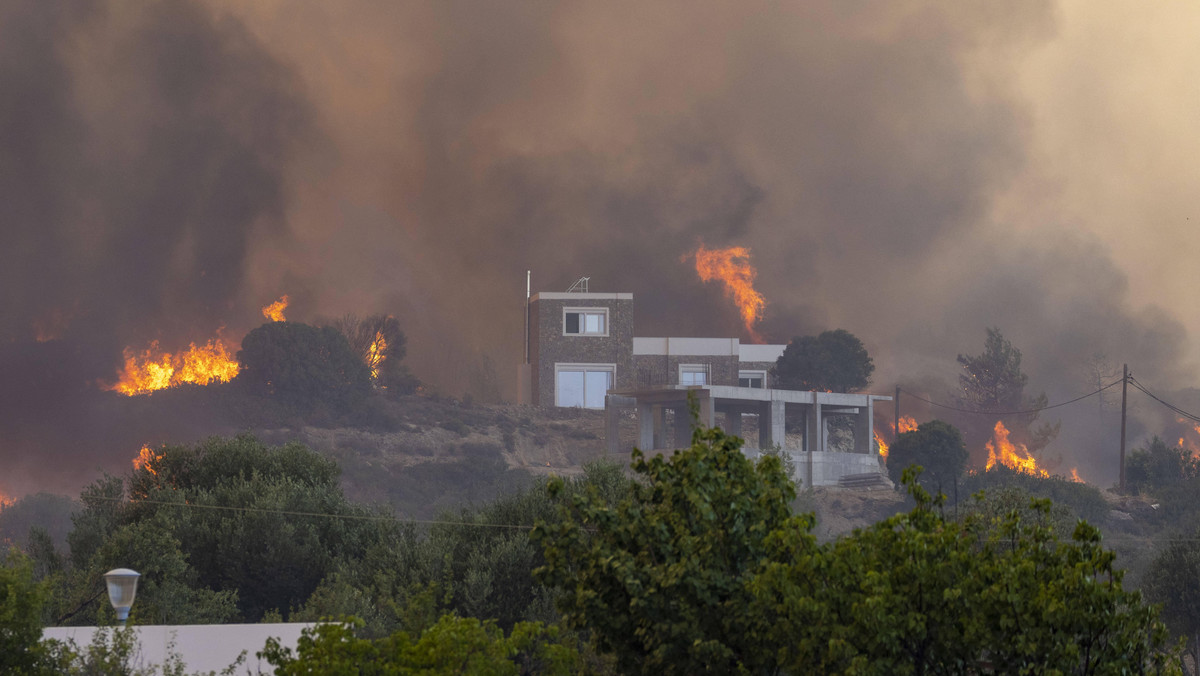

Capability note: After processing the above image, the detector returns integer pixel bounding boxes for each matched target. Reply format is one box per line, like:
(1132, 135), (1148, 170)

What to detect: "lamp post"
(103, 568), (140, 626)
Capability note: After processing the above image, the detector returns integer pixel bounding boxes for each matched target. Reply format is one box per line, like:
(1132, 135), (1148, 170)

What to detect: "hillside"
(254, 395), (613, 519)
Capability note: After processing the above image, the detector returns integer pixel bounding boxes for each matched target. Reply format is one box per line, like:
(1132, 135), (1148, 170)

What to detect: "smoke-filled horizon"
(3, 0), (1199, 494)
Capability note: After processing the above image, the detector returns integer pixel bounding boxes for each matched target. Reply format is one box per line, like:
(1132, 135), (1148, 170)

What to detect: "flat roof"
(532, 292), (633, 301)
(610, 385), (891, 406)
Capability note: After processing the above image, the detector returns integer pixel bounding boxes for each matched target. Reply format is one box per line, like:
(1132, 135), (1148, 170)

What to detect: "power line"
(1127, 376), (1200, 424)
(900, 377), (1125, 416)
(89, 495), (542, 531)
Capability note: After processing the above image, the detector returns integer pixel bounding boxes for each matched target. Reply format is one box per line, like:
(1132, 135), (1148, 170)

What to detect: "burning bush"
(328, 313), (419, 396)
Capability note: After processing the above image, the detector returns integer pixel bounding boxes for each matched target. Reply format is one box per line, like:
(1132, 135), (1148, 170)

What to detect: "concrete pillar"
(759, 399), (786, 450)
(637, 402), (655, 451)
(673, 406), (692, 448)
(853, 400), (873, 455)
(806, 401), (822, 489)
(698, 395), (715, 429)
(805, 402), (824, 455)
(652, 405), (666, 450)
(605, 395), (621, 453)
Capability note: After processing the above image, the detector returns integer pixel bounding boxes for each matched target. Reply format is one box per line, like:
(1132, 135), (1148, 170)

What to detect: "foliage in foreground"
(261, 615), (590, 676)
(535, 424), (1181, 675)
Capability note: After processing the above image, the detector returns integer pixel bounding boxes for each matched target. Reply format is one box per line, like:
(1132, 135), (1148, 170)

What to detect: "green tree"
(533, 424), (797, 675)
(772, 329), (874, 392)
(293, 460), (629, 638)
(58, 436), (391, 623)
(236, 321), (371, 414)
(1145, 529), (1200, 667)
(260, 615), (585, 676)
(537, 422), (1178, 674)
(958, 327), (1031, 411)
(1, 550), (49, 673)
(755, 470), (1180, 674)
(0, 492), (78, 552)
(956, 327), (1058, 455)
(1127, 436), (1200, 495)
(885, 420), (968, 494)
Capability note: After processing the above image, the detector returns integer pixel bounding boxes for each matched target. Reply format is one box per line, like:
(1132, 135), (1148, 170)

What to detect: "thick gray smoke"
(0, 0), (311, 493)
(1, 0), (1192, 493)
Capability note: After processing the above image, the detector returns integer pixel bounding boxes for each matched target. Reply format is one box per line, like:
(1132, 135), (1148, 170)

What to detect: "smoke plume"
(3, 0), (1197, 492)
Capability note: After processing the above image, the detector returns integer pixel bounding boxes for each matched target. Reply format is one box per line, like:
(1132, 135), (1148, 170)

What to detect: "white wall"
(43, 623), (314, 674)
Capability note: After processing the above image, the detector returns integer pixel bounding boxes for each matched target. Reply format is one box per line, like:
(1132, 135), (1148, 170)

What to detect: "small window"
(679, 364), (709, 386)
(563, 308), (607, 336)
(739, 370), (766, 389)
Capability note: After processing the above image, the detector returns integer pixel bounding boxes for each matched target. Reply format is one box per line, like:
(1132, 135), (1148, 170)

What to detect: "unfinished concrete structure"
(605, 386), (891, 487)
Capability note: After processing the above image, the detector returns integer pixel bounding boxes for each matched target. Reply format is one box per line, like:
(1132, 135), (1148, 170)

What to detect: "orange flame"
(262, 295), (289, 322)
(109, 338), (240, 396)
(985, 420), (1048, 478)
(1069, 467), (1083, 483)
(366, 330), (387, 380)
(876, 416), (918, 461)
(133, 445), (162, 476)
(691, 244), (766, 342)
(0, 491), (13, 509)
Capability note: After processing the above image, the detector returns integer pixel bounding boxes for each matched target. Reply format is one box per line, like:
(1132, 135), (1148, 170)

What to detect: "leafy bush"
(236, 321), (371, 416)
(886, 420), (968, 494)
(1126, 436), (1200, 495)
(959, 465), (1110, 525)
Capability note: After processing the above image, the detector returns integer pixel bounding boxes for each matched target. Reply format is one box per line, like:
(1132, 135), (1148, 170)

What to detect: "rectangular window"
(679, 364), (709, 386)
(738, 370), (767, 388)
(563, 308), (608, 336)
(555, 364), (615, 408)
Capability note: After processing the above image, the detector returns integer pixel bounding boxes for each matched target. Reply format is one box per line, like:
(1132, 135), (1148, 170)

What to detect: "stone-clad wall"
(738, 360), (777, 387)
(530, 295), (633, 405)
(633, 354), (741, 388)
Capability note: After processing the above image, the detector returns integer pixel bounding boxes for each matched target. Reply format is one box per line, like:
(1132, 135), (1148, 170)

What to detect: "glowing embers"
(133, 445), (162, 476)
(262, 295), (289, 322)
(691, 244), (767, 343)
(984, 420), (1048, 478)
(366, 331), (387, 380)
(108, 337), (240, 396)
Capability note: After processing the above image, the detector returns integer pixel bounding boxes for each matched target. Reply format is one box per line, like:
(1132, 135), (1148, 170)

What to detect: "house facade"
(515, 284), (891, 487)
(519, 290), (786, 408)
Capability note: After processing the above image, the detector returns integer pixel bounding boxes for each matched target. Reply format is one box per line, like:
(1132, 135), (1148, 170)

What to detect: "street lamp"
(103, 568), (140, 626)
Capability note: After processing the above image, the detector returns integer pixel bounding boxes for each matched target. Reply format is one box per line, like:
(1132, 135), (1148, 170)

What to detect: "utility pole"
(894, 386), (900, 438)
(1119, 363), (1128, 492)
